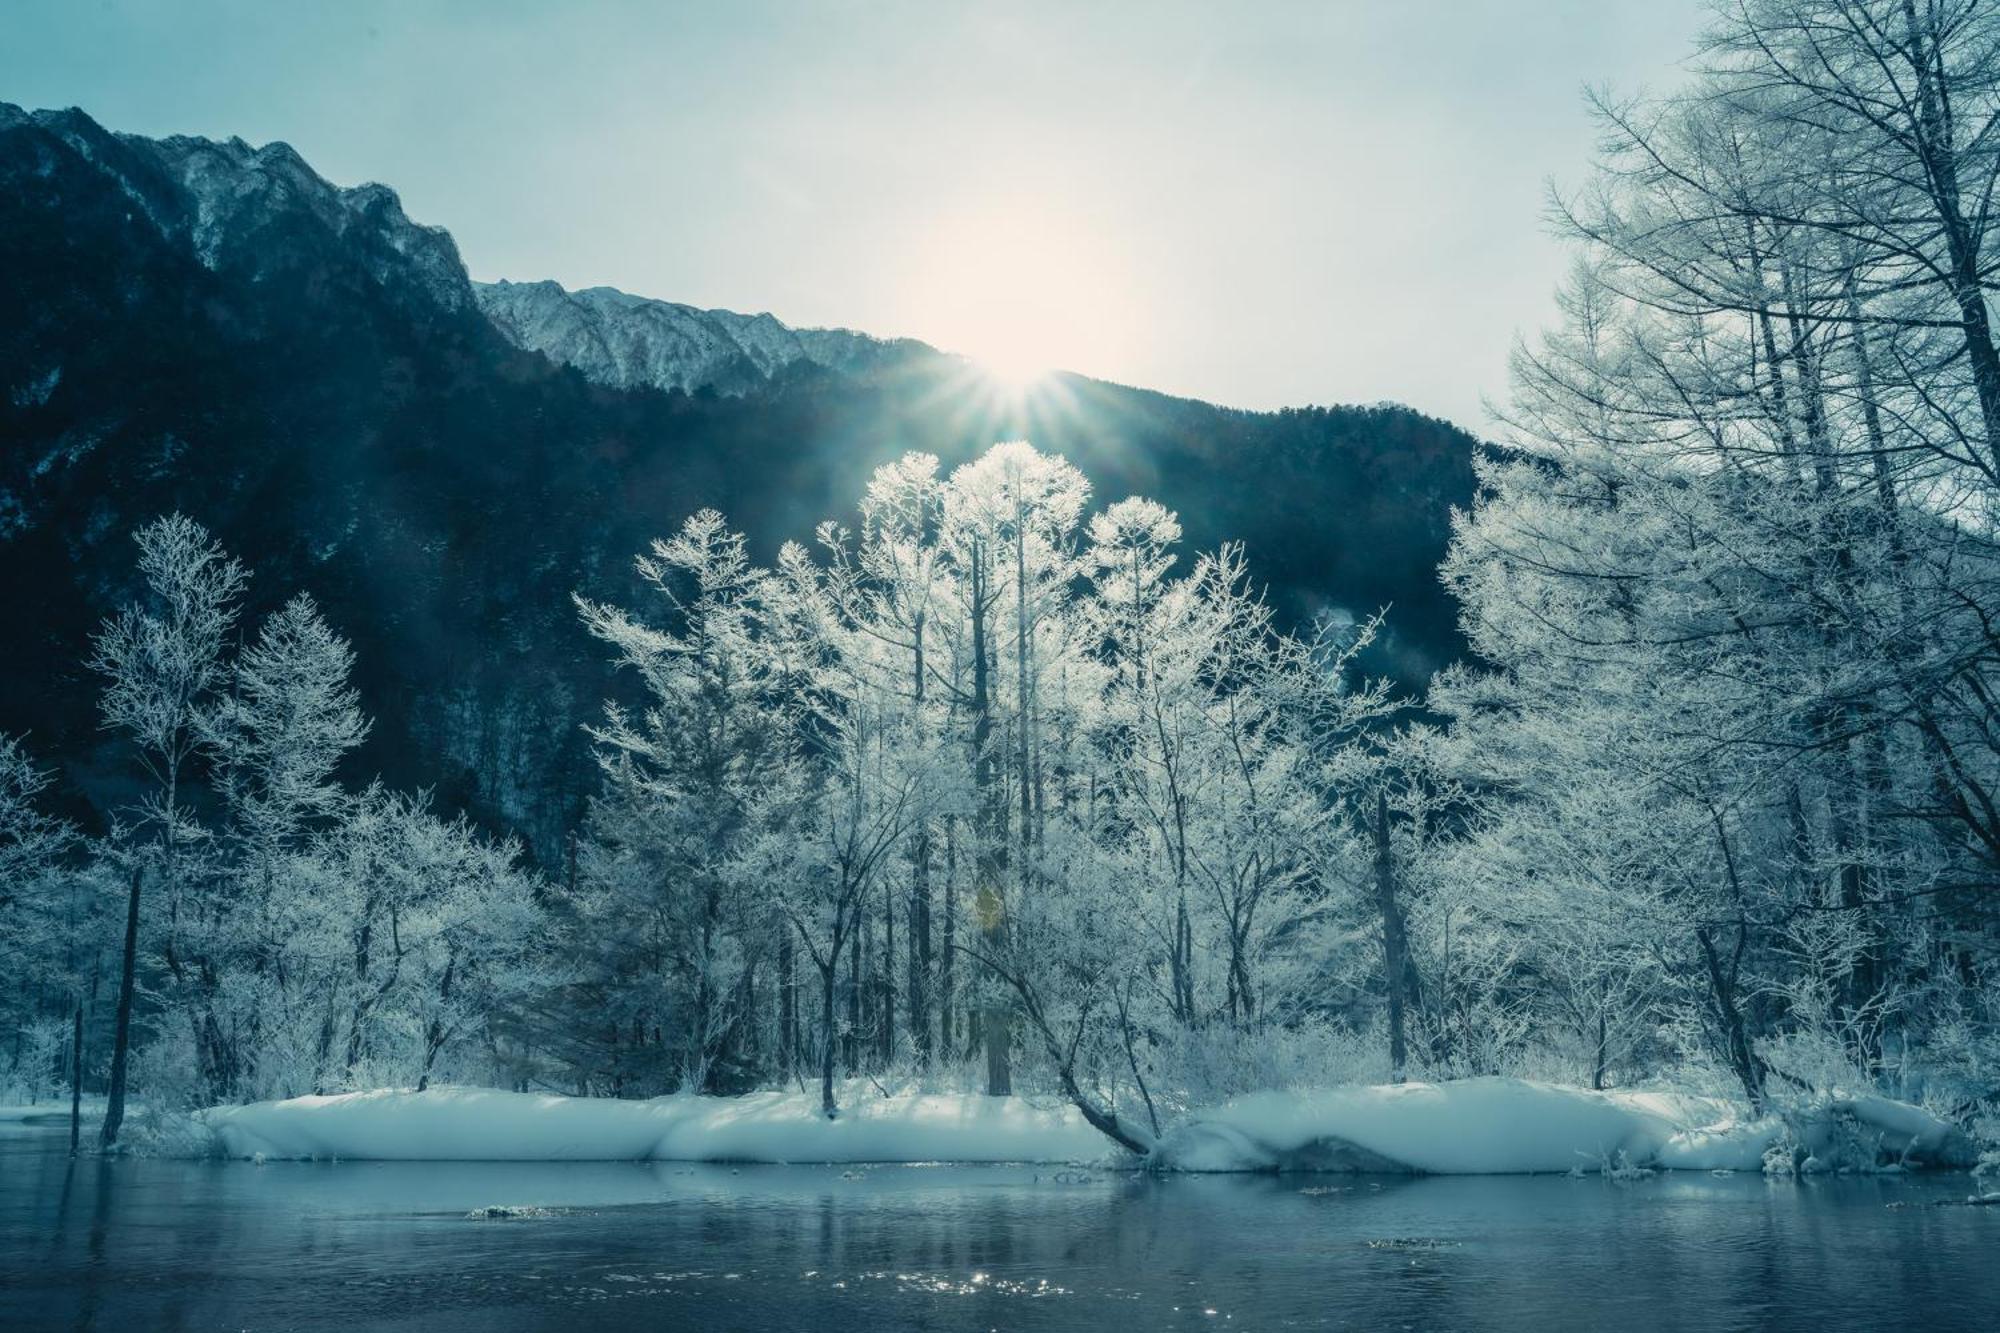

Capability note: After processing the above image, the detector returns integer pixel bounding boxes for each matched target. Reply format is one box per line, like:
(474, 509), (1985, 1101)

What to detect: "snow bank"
(1653, 1118), (1779, 1172)
(186, 1078), (1974, 1175)
(1822, 1093), (1977, 1168)
(195, 1086), (1110, 1165)
(0, 1098), (104, 1124)
(1152, 1079), (1722, 1174)
(1150, 1077), (1972, 1175)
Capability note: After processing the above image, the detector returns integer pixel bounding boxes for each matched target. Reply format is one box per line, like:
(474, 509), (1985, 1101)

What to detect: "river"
(2, 1118), (1994, 1331)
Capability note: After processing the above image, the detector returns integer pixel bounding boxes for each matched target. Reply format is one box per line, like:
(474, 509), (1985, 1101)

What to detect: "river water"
(2, 1118), (1994, 1331)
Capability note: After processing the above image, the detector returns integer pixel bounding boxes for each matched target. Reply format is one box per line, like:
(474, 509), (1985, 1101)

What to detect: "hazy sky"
(5, 0), (1706, 427)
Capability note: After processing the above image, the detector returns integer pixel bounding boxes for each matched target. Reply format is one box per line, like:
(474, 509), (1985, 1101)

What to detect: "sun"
(937, 261), (1060, 385)
(973, 345), (1052, 390)
(898, 200), (1141, 388)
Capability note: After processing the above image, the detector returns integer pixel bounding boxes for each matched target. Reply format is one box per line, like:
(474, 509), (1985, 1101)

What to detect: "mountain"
(0, 103), (476, 318)
(0, 102), (1483, 865)
(474, 279), (942, 396)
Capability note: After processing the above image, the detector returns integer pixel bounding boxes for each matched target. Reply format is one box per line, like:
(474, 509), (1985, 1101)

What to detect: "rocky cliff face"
(0, 103), (474, 313)
(475, 279), (942, 396)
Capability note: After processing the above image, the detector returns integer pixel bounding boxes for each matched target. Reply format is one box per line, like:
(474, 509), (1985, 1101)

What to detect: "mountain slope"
(474, 279), (941, 396)
(0, 102), (1481, 864)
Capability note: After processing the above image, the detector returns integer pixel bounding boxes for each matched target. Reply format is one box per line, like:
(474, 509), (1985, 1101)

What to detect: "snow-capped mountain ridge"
(0, 102), (474, 312)
(152, 135), (474, 309)
(4, 101), (928, 392)
(473, 278), (944, 397)
(17, 97), (1472, 412)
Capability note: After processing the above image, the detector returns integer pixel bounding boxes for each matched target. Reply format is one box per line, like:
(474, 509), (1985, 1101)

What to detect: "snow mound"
(194, 1086), (1109, 1165)
(1151, 1079), (1712, 1174)
(1654, 1118), (1780, 1172)
(1148, 1078), (1969, 1175)
(185, 1079), (1973, 1175)
(1820, 1093), (1977, 1168)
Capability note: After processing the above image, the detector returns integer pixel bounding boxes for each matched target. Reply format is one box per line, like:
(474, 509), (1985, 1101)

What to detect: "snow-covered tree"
(196, 592), (368, 1097)
(1422, 0), (2000, 1108)
(88, 514), (246, 1142)
(569, 510), (791, 1093)
(0, 735), (83, 1101)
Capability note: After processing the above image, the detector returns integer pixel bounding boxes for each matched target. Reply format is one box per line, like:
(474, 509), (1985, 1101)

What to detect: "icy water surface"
(2, 1119), (1995, 1331)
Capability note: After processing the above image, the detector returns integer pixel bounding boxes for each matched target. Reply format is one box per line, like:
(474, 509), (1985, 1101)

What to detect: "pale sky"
(3, 0), (1706, 427)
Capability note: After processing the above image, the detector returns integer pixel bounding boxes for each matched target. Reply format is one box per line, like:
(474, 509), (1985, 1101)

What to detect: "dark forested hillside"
(0, 103), (1479, 863)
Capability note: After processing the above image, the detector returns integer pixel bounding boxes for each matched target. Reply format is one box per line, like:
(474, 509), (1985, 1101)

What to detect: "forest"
(2, 0), (1999, 1169)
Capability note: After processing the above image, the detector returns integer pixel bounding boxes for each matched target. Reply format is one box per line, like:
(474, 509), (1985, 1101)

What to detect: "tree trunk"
(416, 957), (455, 1093)
(1373, 791), (1417, 1081)
(1900, 0), (2000, 469)
(69, 1002), (84, 1157)
(1949, 261), (2000, 471)
(909, 828), (932, 1066)
(845, 923), (862, 1074)
(1057, 1064), (1153, 1157)
(939, 823), (957, 1057)
(1117, 983), (1161, 1139)
(779, 930), (797, 1078)
(1696, 924), (1767, 1113)
(1845, 278), (1902, 520)
(100, 863), (142, 1149)
(818, 958), (839, 1118)
(694, 883), (719, 1089)
(1170, 894), (1193, 1024)
(989, 959), (1153, 1158)
(879, 891), (895, 1064)
(1591, 1005), (1607, 1093)
(969, 549), (1011, 1095)
(1014, 502), (1035, 868)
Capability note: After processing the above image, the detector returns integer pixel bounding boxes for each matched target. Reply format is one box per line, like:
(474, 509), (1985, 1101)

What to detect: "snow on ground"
(1152, 1078), (1974, 1174)
(0, 1097), (104, 1124)
(185, 1077), (1974, 1175)
(196, 1086), (1110, 1165)
(1152, 1079), (1763, 1173)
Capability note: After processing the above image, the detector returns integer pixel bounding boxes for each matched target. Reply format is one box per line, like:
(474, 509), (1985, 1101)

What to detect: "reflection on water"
(2, 1120), (1996, 1331)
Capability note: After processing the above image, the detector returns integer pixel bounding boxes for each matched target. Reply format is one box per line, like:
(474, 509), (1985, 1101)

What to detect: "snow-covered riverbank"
(0, 1098), (106, 1125)
(1147, 1080), (1972, 1173)
(182, 1077), (1978, 1175)
(195, 1086), (1108, 1164)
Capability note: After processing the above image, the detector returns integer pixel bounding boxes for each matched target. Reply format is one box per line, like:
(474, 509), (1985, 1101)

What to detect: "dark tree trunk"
(779, 931), (797, 1078)
(909, 829), (932, 1065)
(100, 864), (142, 1149)
(879, 892), (895, 1063)
(986, 956), (1153, 1158)
(1902, 0), (2000, 469)
(939, 824), (957, 1057)
(1167, 897), (1186, 1026)
(417, 956), (456, 1093)
(1373, 791), (1417, 1081)
(969, 551), (1010, 1095)
(1056, 1064), (1152, 1157)
(908, 618), (933, 1067)
(846, 923), (863, 1074)
(1697, 924), (1768, 1113)
(69, 1002), (84, 1157)
(818, 956), (839, 1118)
